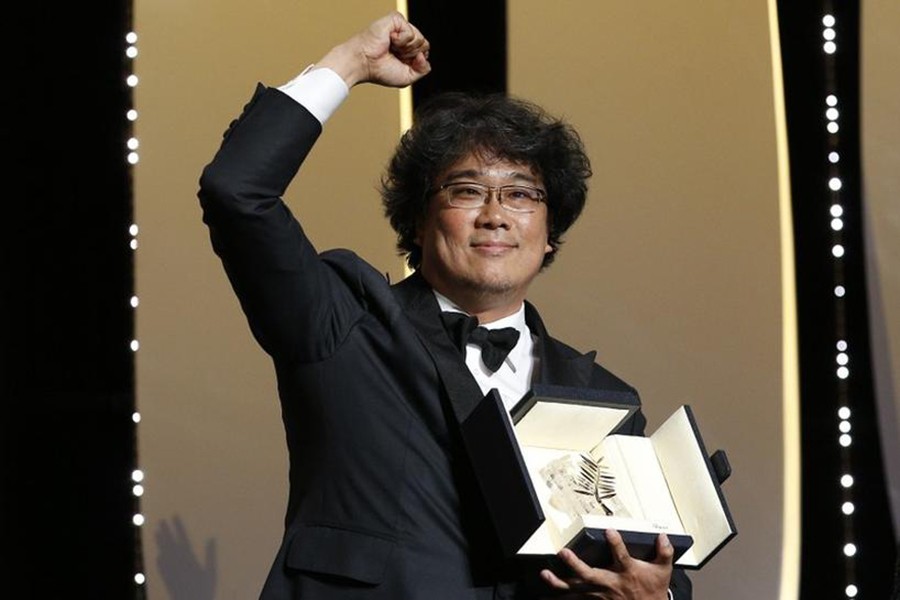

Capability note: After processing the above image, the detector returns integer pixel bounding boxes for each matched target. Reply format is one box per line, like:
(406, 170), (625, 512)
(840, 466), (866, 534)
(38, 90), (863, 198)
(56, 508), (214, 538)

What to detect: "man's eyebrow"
(442, 168), (540, 184)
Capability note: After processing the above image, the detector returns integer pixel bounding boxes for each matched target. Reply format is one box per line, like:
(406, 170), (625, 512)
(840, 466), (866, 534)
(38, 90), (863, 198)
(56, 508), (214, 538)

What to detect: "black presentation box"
(459, 384), (736, 569)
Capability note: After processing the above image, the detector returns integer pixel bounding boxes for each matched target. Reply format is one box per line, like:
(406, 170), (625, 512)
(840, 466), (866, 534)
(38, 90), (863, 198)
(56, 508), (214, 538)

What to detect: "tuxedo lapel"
(526, 303), (645, 435)
(392, 272), (486, 424)
(525, 302), (596, 388)
(391, 276), (600, 421)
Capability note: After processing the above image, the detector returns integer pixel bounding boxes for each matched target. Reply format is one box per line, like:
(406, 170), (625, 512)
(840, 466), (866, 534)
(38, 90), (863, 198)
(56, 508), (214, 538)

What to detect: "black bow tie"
(440, 311), (521, 373)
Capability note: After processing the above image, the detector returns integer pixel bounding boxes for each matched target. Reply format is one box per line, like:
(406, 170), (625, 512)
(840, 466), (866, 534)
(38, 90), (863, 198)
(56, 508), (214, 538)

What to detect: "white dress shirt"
(278, 65), (348, 124)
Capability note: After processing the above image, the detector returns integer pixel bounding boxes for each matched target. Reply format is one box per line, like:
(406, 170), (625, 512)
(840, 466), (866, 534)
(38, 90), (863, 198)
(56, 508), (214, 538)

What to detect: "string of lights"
(124, 26), (147, 598)
(821, 9), (860, 599)
(779, 1), (897, 594)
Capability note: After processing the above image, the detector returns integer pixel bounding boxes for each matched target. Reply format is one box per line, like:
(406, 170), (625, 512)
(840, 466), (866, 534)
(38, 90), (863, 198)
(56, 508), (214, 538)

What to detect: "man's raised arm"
(198, 13), (429, 360)
(314, 11), (430, 89)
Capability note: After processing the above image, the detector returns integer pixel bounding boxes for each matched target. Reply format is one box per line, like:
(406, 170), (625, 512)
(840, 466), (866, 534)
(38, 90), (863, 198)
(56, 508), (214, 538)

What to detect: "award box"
(459, 384), (736, 569)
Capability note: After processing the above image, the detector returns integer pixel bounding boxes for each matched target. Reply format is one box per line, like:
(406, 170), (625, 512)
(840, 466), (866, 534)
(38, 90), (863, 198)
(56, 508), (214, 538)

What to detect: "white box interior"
(513, 404), (732, 567)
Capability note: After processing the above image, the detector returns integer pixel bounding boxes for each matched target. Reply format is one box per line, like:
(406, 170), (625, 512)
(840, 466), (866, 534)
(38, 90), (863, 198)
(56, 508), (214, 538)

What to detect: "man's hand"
(316, 12), (431, 88)
(540, 530), (674, 599)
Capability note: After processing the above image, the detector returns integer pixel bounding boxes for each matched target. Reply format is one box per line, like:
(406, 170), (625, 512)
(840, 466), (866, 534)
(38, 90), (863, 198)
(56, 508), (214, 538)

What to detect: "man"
(199, 12), (691, 600)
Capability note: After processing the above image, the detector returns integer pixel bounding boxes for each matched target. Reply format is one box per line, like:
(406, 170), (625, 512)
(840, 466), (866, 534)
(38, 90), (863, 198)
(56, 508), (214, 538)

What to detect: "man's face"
(415, 152), (552, 309)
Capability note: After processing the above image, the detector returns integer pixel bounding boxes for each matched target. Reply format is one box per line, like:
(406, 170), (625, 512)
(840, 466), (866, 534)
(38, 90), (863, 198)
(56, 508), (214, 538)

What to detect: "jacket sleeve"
(670, 567), (693, 599)
(198, 85), (366, 362)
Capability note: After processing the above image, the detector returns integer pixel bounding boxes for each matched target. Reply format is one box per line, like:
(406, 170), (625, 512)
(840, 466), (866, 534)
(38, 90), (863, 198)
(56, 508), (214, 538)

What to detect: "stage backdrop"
(861, 0), (900, 539)
(133, 2), (403, 598)
(510, 3), (789, 599)
(136, 1), (792, 598)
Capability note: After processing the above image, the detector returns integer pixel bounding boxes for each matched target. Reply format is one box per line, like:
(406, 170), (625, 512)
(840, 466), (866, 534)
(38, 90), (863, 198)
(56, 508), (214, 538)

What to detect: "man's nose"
(475, 190), (510, 228)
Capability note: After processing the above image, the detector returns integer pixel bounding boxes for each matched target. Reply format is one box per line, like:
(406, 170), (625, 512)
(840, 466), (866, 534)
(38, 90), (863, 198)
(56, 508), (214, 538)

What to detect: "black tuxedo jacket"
(199, 86), (691, 600)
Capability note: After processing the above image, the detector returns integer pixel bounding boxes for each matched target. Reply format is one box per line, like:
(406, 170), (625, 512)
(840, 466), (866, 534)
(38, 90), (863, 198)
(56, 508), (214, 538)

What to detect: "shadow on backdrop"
(156, 515), (218, 600)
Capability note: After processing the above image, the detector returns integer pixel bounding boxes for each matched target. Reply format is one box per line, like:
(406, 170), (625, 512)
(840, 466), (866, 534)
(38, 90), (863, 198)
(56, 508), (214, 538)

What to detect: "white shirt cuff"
(278, 65), (349, 125)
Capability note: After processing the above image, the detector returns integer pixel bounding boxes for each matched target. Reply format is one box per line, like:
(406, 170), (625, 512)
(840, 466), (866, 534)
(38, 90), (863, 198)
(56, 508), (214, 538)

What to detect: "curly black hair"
(381, 92), (592, 269)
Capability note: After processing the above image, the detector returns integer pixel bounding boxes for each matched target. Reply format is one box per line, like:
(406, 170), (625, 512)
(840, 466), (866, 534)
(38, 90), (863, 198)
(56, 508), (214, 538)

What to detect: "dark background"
(1, 3), (139, 599)
(776, 0), (897, 596)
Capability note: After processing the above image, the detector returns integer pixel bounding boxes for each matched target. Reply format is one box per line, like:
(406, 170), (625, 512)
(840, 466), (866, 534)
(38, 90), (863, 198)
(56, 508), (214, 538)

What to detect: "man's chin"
(461, 276), (517, 298)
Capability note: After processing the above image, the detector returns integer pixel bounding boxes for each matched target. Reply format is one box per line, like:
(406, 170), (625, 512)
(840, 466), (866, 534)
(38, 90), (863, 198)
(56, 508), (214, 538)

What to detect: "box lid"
(512, 384), (640, 451)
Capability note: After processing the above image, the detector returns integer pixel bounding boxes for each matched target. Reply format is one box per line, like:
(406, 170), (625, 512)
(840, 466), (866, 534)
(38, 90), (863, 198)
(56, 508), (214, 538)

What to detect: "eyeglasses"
(436, 182), (546, 213)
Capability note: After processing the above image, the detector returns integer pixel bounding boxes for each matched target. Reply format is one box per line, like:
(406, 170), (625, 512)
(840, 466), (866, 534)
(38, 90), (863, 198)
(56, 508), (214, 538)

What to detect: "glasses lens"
(445, 183), (488, 208)
(499, 186), (543, 212)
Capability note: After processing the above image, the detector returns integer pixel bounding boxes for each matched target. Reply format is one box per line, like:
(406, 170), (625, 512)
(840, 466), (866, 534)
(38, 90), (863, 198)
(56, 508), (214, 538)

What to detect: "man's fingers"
(539, 568), (573, 590)
(392, 43), (426, 61)
(389, 19), (418, 48)
(605, 528), (634, 569)
(407, 23), (429, 50)
(654, 533), (675, 565)
(408, 52), (431, 76)
(391, 27), (428, 60)
(558, 548), (593, 580)
(389, 16), (415, 44)
(556, 548), (615, 588)
(544, 551), (616, 594)
(541, 534), (674, 597)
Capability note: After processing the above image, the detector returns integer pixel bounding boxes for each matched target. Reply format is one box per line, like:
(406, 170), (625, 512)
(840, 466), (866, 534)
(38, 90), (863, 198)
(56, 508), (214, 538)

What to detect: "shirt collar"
(432, 290), (527, 331)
